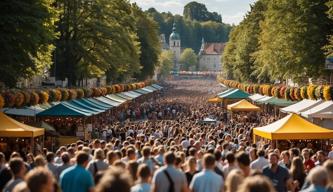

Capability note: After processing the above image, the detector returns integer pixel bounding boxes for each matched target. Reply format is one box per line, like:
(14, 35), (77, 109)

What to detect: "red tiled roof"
(203, 43), (225, 55)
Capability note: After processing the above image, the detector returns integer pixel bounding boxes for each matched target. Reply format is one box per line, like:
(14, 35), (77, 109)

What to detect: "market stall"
(227, 99), (261, 112)
(281, 99), (323, 114)
(0, 112), (44, 154)
(253, 113), (333, 149)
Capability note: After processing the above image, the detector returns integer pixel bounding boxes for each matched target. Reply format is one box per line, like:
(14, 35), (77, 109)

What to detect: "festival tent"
(105, 94), (128, 104)
(116, 93), (133, 100)
(280, 99), (324, 114)
(208, 97), (222, 103)
(2, 106), (44, 117)
(227, 99), (261, 112)
(217, 88), (234, 96)
(72, 99), (109, 111)
(151, 84), (163, 90)
(122, 91), (141, 99)
(133, 88), (150, 95)
(141, 87), (154, 93)
(145, 86), (158, 92)
(0, 112), (44, 137)
(83, 98), (113, 109)
(301, 101), (333, 119)
(65, 100), (105, 114)
(37, 102), (94, 117)
(253, 113), (333, 140)
(218, 89), (250, 99)
(95, 97), (121, 107)
(264, 98), (297, 107)
(249, 94), (266, 102)
(255, 96), (272, 104)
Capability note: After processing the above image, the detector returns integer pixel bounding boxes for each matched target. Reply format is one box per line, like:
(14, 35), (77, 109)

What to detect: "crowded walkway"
(0, 79), (333, 192)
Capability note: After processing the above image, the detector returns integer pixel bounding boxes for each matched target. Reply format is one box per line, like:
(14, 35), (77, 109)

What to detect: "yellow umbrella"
(208, 97), (222, 103)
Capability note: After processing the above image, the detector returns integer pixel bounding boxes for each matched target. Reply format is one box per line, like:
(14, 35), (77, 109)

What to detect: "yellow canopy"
(253, 113), (333, 140)
(0, 112), (44, 138)
(208, 97), (222, 103)
(227, 99), (261, 112)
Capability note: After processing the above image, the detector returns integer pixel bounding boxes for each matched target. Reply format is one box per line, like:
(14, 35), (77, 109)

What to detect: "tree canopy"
(0, 0), (58, 87)
(183, 1), (222, 23)
(180, 48), (198, 71)
(222, 0), (333, 84)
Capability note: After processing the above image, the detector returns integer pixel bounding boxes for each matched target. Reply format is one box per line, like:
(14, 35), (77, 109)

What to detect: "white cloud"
(223, 12), (246, 25)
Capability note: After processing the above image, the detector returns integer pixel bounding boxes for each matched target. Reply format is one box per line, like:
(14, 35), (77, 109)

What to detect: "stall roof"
(65, 100), (105, 114)
(128, 91), (143, 97)
(133, 88), (150, 95)
(116, 93), (133, 100)
(83, 98), (113, 109)
(208, 97), (222, 103)
(105, 94), (127, 103)
(264, 97), (297, 107)
(0, 112), (44, 137)
(72, 99), (109, 111)
(2, 107), (43, 117)
(249, 94), (266, 102)
(95, 97), (121, 107)
(217, 88), (235, 96)
(151, 84), (163, 90)
(122, 91), (140, 99)
(218, 89), (250, 99)
(253, 113), (333, 140)
(301, 101), (333, 119)
(145, 86), (158, 92)
(141, 87), (154, 93)
(37, 102), (93, 117)
(227, 99), (261, 112)
(280, 99), (324, 114)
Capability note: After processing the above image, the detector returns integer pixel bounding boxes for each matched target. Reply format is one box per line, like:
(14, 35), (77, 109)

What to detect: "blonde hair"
(237, 175), (276, 192)
(225, 169), (244, 192)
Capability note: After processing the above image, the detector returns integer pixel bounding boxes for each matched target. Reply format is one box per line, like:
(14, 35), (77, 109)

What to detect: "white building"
(169, 22), (181, 63)
(198, 38), (225, 71)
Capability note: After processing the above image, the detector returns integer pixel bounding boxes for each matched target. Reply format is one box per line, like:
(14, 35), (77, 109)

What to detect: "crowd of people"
(0, 79), (333, 192)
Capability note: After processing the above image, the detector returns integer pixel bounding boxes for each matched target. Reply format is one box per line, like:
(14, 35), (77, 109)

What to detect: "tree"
(180, 48), (198, 70)
(132, 4), (161, 81)
(252, 0), (331, 82)
(324, 0), (333, 57)
(183, 1), (222, 23)
(158, 50), (174, 79)
(0, 0), (58, 87)
(54, 0), (141, 86)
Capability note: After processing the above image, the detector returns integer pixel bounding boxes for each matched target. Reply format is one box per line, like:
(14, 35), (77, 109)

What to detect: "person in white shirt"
(328, 145), (333, 159)
(190, 154), (224, 192)
(250, 150), (269, 171)
(137, 147), (155, 174)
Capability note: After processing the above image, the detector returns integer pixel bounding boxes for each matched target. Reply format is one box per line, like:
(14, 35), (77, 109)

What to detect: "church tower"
(169, 22), (181, 63)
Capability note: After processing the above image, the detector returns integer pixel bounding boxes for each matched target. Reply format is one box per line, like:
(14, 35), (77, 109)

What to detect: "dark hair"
(290, 148), (300, 157)
(226, 152), (235, 163)
(137, 164), (151, 179)
(61, 152), (70, 164)
(46, 152), (55, 163)
(9, 157), (24, 175)
(164, 152), (176, 165)
(214, 150), (222, 161)
(257, 150), (265, 157)
(236, 152), (250, 166)
(76, 152), (89, 165)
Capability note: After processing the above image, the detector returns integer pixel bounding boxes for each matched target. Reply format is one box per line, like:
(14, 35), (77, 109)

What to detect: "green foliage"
(0, 0), (58, 87)
(324, 0), (333, 57)
(253, 0), (331, 82)
(183, 1), (222, 23)
(54, 0), (141, 86)
(132, 4), (161, 81)
(180, 48), (198, 70)
(223, 0), (332, 83)
(158, 50), (174, 79)
(146, 8), (231, 53)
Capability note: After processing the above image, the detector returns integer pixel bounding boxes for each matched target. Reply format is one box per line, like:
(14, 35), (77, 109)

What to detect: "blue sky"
(130, 0), (257, 25)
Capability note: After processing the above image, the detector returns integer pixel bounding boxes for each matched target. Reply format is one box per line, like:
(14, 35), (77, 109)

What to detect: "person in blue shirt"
(60, 152), (94, 192)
